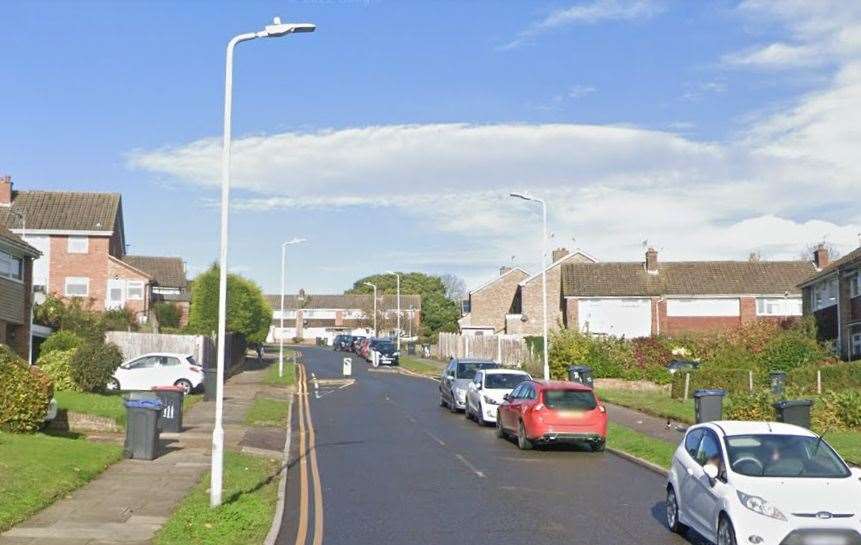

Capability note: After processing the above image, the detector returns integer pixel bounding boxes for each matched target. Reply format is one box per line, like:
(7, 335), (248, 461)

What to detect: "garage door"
(578, 298), (652, 338)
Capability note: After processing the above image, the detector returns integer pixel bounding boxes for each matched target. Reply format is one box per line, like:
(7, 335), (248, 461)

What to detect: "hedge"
(0, 345), (54, 432)
(37, 349), (78, 392)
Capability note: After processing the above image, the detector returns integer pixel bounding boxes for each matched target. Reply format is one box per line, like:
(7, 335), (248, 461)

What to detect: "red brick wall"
(663, 316), (742, 336)
(106, 258), (150, 316)
(48, 235), (110, 310)
(740, 296), (757, 324)
(563, 298), (578, 329)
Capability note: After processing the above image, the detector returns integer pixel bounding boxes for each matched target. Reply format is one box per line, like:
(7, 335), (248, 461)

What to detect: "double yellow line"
(295, 363), (324, 545)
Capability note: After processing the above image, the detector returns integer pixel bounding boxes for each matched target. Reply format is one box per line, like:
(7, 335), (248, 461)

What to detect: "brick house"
(798, 245), (861, 360)
(0, 176), (153, 321)
(560, 248), (816, 338)
(121, 255), (190, 326)
(505, 248), (597, 335)
(458, 266), (529, 335)
(0, 225), (40, 358)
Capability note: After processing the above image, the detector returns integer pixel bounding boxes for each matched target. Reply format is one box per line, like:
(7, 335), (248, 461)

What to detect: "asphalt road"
(277, 347), (706, 545)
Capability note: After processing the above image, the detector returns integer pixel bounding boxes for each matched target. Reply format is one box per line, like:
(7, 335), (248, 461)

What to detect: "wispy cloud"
(723, 42), (822, 69)
(568, 84), (597, 98)
(501, 0), (664, 50)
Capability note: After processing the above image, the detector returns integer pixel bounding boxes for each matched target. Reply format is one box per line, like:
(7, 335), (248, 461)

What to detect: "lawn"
(597, 388), (695, 424)
(54, 391), (203, 427)
(399, 355), (443, 377)
(263, 362), (295, 387)
(0, 431), (122, 531)
(828, 431), (861, 466)
(153, 451), (281, 545)
(245, 398), (290, 427)
(607, 422), (675, 470)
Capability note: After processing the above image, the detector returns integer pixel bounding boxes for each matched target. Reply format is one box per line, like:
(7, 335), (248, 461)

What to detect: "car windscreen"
(485, 374), (527, 389)
(542, 389), (597, 410)
(725, 434), (850, 478)
(456, 361), (497, 379)
(187, 355), (198, 366)
(377, 342), (395, 352)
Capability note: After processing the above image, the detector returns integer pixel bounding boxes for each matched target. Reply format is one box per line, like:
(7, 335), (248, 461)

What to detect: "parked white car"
(666, 420), (861, 545)
(464, 368), (531, 425)
(108, 353), (203, 395)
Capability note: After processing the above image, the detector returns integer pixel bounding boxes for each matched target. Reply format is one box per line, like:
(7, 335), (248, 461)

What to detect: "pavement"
(276, 347), (708, 545)
(0, 356), (291, 545)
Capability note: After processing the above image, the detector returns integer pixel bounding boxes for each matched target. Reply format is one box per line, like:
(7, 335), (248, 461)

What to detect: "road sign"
(343, 357), (352, 377)
(372, 350), (379, 368)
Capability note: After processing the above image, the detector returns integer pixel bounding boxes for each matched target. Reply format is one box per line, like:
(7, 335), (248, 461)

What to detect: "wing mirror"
(703, 463), (719, 485)
(502, 393), (511, 402)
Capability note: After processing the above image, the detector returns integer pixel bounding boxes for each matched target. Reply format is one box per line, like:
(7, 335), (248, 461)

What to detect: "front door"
(106, 279), (125, 310)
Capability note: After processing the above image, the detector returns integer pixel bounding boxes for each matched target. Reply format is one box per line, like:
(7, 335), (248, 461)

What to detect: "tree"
(799, 242), (841, 262)
(188, 264), (273, 344)
(440, 273), (467, 302)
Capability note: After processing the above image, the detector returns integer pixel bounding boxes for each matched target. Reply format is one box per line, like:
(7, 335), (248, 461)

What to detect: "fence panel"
(434, 332), (535, 368)
(105, 331), (216, 367)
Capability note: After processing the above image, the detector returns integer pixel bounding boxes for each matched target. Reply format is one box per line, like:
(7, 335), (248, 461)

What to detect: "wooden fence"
(434, 332), (534, 368)
(105, 331), (247, 370)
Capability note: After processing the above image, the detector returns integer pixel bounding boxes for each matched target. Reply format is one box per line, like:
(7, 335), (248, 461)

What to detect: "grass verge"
(597, 388), (695, 424)
(828, 431), (861, 466)
(53, 391), (204, 428)
(0, 431), (122, 531)
(607, 422), (675, 470)
(399, 355), (443, 377)
(153, 450), (281, 545)
(263, 362), (296, 387)
(245, 398), (290, 427)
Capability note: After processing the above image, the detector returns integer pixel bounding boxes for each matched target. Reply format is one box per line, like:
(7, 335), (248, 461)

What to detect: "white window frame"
(64, 276), (90, 297)
(67, 236), (89, 254)
(852, 331), (861, 359)
(850, 273), (860, 299)
(0, 250), (22, 281)
(756, 297), (803, 317)
(126, 280), (144, 300)
(812, 277), (839, 311)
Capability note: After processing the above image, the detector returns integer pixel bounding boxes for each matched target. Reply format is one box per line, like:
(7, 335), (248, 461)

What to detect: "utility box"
(123, 397), (162, 460)
(693, 389), (726, 423)
(343, 357), (352, 377)
(567, 365), (594, 387)
(203, 367), (218, 401)
(152, 386), (184, 433)
(773, 399), (813, 429)
(770, 371), (787, 397)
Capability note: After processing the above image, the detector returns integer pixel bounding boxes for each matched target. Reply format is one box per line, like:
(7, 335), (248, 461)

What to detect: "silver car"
(439, 358), (500, 412)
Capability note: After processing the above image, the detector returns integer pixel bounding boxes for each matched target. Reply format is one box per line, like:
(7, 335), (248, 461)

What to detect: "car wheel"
(666, 486), (687, 535)
(591, 438), (606, 452)
(174, 379), (193, 395)
(464, 403), (472, 420)
(439, 396), (447, 408)
(517, 421), (533, 450)
(717, 515), (737, 545)
(495, 416), (506, 439)
(106, 377), (120, 391)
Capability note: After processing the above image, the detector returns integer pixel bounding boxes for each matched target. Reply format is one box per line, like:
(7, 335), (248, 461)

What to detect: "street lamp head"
(263, 17), (316, 38)
(509, 191), (531, 201)
(364, 282), (376, 289)
(385, 270), (399, 276)
(283, 237), (307, 246)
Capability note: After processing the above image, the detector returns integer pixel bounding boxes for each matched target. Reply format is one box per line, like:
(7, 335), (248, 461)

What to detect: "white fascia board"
(11, 229), (114, 236)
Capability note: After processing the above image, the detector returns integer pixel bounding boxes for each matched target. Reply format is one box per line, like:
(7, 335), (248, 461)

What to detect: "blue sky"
(2, 1), (860, 294)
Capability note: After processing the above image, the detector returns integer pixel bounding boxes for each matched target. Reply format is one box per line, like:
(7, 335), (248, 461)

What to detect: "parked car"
(357, 338), (372, 360)
(439, 358), (500, 412)
(108, 352), (203, 395)
(373, 340), (399, 366)
(350, 336), (366, 353)
(496, 380), (607, 451)
(665, 420), (861, 545)
(666, 359), (700, 375)
(465, 368), (531, 425)
(333, 334), (353, 351)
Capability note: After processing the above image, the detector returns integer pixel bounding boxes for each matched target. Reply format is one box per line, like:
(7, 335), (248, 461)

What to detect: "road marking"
(455, 453), (486, 478)
(423, 430), (446, 447)
(302, 365), (325, 545)
(294, 365), (309, 545)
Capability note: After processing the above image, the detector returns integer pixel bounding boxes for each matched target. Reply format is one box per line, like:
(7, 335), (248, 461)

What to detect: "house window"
(67, 236), (89, 254)
(756, 298), (803, 316)
(126, 280), (144, 300)
(852, 329), (861, 359)
(812, 278), (838, 311)
(0, 251), (22, 281)
(64, 276), (89, 297)
(850, 273), (860, 299)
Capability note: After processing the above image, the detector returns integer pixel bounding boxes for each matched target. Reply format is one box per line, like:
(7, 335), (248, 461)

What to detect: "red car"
(496, 379), (608, 451)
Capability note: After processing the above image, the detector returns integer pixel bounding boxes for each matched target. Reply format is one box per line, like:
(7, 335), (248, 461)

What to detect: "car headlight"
(455, 389), (466, 401)
(737, 491), (786, 521)
(393, 352), (399, 357)
(483, 395), (499, 405)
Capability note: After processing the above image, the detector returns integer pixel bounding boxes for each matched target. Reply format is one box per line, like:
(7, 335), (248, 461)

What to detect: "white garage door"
(578, 298), (652, 338)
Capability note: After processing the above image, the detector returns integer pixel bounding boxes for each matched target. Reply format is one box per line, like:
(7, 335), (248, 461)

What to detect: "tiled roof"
(0, 224), (40, 257)
(798, 246), (861, 286)
(562, 260), (817, 297)
(0, 191), (121, 231)
(265, 293), (422, 311)
(122, 256), (187, 288)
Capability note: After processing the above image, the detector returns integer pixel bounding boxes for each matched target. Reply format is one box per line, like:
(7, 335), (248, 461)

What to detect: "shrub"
(70, 341), (123, 392)
(40, 330), (83, 355)
(37, 349), (78, 391)
(671, 367), (760, 398)
(785, 361), (861, 394)
(101, 307), (138, 332)
(155, 302), (182, 328)
(0, 344), (53, 432)
(629, 337), (674, 383)
(811, 390), (861, 432)
(757, 331), (829, 372)
(725, 389), (775, 422)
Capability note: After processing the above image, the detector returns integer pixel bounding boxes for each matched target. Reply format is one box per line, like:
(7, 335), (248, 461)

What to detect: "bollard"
(817, 369), (822, 395)
(683, 373), (691, 400)
(343, 357), (352, 377)
(748, 370), (754, 392)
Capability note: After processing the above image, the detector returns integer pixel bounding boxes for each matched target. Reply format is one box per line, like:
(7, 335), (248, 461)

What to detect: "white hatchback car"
(666, 420), (861, 545)
(108, 352), (203, 395)
(464, 368), (531, 425)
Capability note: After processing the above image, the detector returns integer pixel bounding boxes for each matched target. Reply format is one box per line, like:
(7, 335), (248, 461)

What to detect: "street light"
(510, 191), (549, 381)
(385, 271), (400, 350)
(212, 16), (315, 509)
(279, 238), (306, 379)
(7, 209), (36, 365)
(364, 282), (377, 336)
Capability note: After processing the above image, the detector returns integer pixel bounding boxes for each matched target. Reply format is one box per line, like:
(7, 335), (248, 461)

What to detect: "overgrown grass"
(54, 391), (203, 427)
(263, 362), (295, 387)
(0, 432), (122, 531)
(399, 356), (443, 377)
(597, 388), (695, 423)
(245, 398), (290, 427)
(607, 422), (675, 470)
(153, 451), (280, 545)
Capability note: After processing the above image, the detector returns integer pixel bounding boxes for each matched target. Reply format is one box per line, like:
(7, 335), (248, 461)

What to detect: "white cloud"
(724, 42), (822, 69)
(568, 84), (597, 99)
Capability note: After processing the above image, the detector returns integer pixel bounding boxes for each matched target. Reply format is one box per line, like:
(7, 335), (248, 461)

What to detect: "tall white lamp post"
(385, 271), (400, 350)
(279, 238), (306, 378)
(212, 16), (315, 509)
(510, 192), (549, 381)
(364, 282), (377, 336)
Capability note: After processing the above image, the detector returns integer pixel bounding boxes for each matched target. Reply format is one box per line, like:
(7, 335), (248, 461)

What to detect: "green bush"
(757, 331), (829, 372)
(101, 307), (138, 332)
(786, 362), (861, 394)
(0, 345), (54, 432)
(37, 349), (78, 392)
(40, 330), (83, 356)
(725, 389), (775, 421)
(811, 390), (861, 432)
(155, 302), (182, 328)
(671, 368), (760, 398)
(70, 342), (123, 392)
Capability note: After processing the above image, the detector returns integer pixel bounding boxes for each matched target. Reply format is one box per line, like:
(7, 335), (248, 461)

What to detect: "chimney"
(0, 176), (11, 206)
(499, 266), (512, 276)
(814, 244), (830, 270)
(551, 247), (570, 263)
(645, 247), (659, 274)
